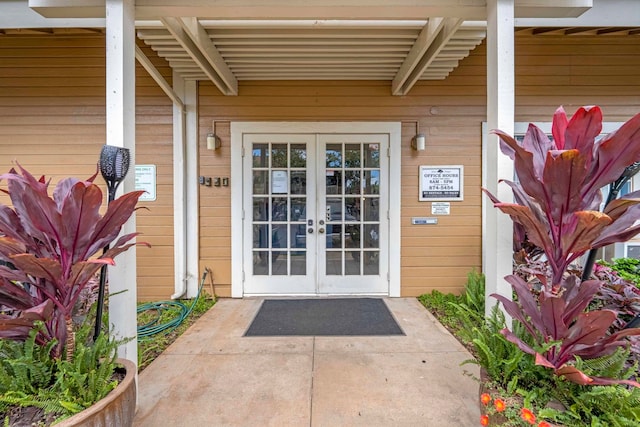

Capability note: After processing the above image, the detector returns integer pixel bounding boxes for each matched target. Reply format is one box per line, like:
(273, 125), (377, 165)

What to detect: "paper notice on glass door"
(272, 171), (288, 194)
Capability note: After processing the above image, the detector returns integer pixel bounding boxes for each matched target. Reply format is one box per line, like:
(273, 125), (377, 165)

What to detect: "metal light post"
(581, 162), (640, 282)
(95, 145), (131, 341)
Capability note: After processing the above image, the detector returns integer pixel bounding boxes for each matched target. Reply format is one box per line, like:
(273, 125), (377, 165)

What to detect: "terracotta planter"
(56, 358), (137, 427)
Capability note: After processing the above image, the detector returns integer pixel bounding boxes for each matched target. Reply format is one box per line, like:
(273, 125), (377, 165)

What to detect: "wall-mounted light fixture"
(207, 120), (221, 150)
(412, 133), (426, 151)
(407, 120), (426, 151)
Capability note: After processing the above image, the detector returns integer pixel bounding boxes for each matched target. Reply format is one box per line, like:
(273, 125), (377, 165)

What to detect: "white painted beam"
(516, 0), (639, 26)
(484, 0), (515, 319)
(515, 0), (592, 18)
(29, 0), (105, 18)
(1, 0), (104, 28)
(137, 0), (591, 20)
(135, 45), (184, 108)
(161, 17), (237, 95)
(180, 17), (238, 95)
(29, 0), (591, 20)
(392, 18), (445, 95)
(105, 0), (137, 364)
(392, 17), (463, 95)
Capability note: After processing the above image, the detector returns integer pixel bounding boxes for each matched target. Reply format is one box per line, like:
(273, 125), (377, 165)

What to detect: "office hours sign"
(419, 165), (464, 201)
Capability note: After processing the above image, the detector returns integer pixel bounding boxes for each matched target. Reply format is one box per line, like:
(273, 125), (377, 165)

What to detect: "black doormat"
(244, 298), (404, 337)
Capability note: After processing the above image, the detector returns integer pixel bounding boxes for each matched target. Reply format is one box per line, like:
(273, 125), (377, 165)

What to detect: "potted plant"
(477, 106), (640, 425)
(0, 163), (147, 425)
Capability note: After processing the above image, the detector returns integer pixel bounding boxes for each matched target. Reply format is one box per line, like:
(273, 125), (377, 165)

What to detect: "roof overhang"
(29, 0), (592, 20)
(6, 0), (618, 96)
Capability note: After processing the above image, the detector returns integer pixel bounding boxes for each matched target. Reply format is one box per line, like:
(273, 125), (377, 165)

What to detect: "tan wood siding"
(198, 120), (232, 297)
(199, 34), (640, 298)
(514, 36), (640, 120)
(0, 35), (175, 302)
(1, 32), (638, 301)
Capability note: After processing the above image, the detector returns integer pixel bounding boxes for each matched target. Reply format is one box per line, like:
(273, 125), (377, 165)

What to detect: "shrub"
(599, 257), (640, 287)
(0, 164), (147, 358)
(485, 105), (640, 386)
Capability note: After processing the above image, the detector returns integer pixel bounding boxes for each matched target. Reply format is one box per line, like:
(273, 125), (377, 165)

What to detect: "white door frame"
(231, 122), (401, 298)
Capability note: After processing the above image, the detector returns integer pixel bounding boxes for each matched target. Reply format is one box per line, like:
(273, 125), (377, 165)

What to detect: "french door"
(242, 133), (389, 295)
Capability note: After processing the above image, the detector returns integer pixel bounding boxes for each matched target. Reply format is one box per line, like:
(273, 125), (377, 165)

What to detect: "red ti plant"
(0, 164), (147, 359)
(484, 106), (640, 386)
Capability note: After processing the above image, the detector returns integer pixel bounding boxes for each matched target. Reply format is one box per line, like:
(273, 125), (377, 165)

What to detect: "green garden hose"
(136, 271), (207, 340)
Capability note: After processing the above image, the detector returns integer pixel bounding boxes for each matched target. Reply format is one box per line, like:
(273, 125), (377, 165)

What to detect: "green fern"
(49, 322), (124, 413)
(462, 269), (485, 314)
(540, 384), (640, 427)
(534, 348), (640, 426)
(0, 391), (69, 415)
(576, 347), (637, 381)
(0, 319), (128, 420)
(0, 324), (57, 396)
(425, 268), (640, 427)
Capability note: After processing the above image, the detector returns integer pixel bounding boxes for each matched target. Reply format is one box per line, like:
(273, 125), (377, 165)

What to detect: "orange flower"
(480, 393), (491, 405)
(494, 399), (506, 412)
(521, 408), (536, 424)
(537, 422), (551, 427)
(480, 415), (489, 426)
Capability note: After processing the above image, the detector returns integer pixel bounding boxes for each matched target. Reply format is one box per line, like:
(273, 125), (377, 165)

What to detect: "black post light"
(581, 161), (640, 283)
(624, 314), (640, 329)
(94, 145), (131, 341)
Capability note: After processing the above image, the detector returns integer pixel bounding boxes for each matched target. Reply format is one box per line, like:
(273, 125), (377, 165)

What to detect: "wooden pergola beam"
(135, 45), (185, 108)
(392, 17), (463, 96)
(161, 16), (237, 95)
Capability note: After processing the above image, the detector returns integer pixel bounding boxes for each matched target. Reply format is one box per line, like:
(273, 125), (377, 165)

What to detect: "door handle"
(308, 227), (314, 234)
(318, 228), (325, 234)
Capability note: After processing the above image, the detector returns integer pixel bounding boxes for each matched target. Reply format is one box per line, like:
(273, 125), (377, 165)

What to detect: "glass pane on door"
(243, 131), (388, 296)
(324, 142), (380, 277)
(251, 142), (308, 276)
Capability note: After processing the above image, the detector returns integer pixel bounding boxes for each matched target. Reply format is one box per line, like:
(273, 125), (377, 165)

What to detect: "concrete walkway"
(133, 298), (480, 427)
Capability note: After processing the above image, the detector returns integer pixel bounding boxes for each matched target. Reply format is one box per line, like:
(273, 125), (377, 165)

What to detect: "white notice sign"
(431, 202), (451, 215)
(272, 171), (288, 194)
(135, 165), (156, 202)
(419, 165), (463, 201)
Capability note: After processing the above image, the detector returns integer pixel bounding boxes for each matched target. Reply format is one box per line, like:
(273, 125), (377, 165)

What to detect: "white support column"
(105, 0), (137, 362)
(171, 72), (188, 300)
(169, 75), (199, 299)
(184, 80), (200, 297)
(484, 0), (515, 318)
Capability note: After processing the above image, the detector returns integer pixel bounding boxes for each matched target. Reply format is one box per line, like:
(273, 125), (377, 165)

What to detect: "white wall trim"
(388, 123), (402, 297)
(230, 121), (401, 298)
